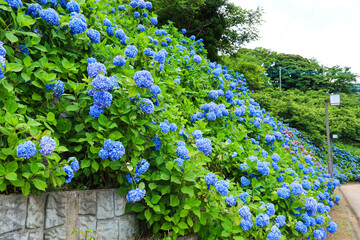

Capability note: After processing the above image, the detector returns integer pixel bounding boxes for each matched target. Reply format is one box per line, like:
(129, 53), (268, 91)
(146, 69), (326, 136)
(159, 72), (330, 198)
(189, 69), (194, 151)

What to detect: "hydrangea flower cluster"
(17, 141), (37, 159)
(195, 138), (212, 155)
(46, 80), (65, 97)
(62, 166), (74, 183)
(40, 136), (56, 156)
(40, 8), (60, 26)
(126, 188), (146, 203)
(98, 139), (125, 161)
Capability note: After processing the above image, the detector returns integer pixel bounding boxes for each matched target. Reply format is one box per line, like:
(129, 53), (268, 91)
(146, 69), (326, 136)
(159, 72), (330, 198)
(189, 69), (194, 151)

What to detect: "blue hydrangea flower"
(28, 3), (42, 17)
(239, 163), (250, 172)
(315, 215), (325, 225)
(17, 141), (37, 159)
(266, 203), (275, 217)
(118, 5), (125, 10)
(115, 29), (127, 40)
(92, 74), (114, 92)
(176, 146), (189, 159)
(241, 176), (250, 187)
(182, 29), (186, 34)
(93, 91), (112, 108)
(126, 188), (146, 203)
(313, 228), (327, 240)
(238, 206), (251, 220)
(130, 1), (137, 8)
(40, 136), (56, 156)
(194, 55), (202, 63)
(134, 70), (153, 88)
(89, 105), (104, 118)
(50, 0), (56, 7)
(113, 55), (126, 67)
(145, 1), (152, 9)
(62, 166), (74, 183)
(240, 219), (253, 231)
(305, 197), (318, 211)
(274, 215), (286, 227)
(240, 192), (250, 203)
(291, 182), (303, 195)
(0, 42), (6, 57)
(151, 136), (161, 150)
(192, 130), (202, 139)
(40, 8), (60, 26)
(271, 153), (280, 162)
(215, 180), (229, 196)
(5, 0), (23, 10)
(139, 99), (154, 114)
(87, 62), (106, 78)
(267, 226), (281, 240)
(196, 138), (212, 155)
(134, 159), (150, 177)
(69, 157), (79, 172)
(99, 139), (125, 161)
(257, 161), (270, 175)
(126, 173), (141, 184)
(59, 0), (67, 8)
(160, 122), (170, 134)
(225, 196), (236, 206)
(46, 80), (65, 97)
(134, 11), (140, 18)
(204, 173), (217, 186)
(150, 85), (161, 96)
(150, 17), (158, 25)
(137, 0), (145, 8)
(125, 45), (138, 58)
(0, 56), (6, 79)
(335, 195), (340, 202)
(169, 123), (177, 132)
(86, 29), (100, 43)
(66, 0), (80, 13)
(277, 187), (290, 199)
(69, 16), (87, 34)
(295, 221), (308, 234)
(256, 213), (270, 228)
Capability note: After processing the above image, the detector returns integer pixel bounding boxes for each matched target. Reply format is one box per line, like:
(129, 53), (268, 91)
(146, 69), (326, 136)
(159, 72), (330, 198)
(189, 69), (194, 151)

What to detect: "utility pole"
(324, 99), (333, 178)
(279, 67), (282, 90)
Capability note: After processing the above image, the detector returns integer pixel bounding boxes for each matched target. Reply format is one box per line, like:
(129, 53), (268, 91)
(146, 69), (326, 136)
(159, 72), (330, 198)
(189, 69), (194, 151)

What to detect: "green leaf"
(183, 171), (197, 182)
(98, 114), (108, 127)
(34, 44), (47, 52)
(5, 31), (18, 43)
(5, 172), (17, 181)
(91, 161), (99, 171)
(66, 104), (80, 112)
(170, 195), (180, 207)
(151, 195), (161, 204)
(131, 203), (146, 212)
(149, 183), (157, 190)
(81, 160), (91, 168)
(178, 222), (188, 230)
(30, 163), (39, 174)
(181, 186), (194, 197)
(6, 161), (18, 173)
(21, 182), (31, 196)
(33, 178), (47, 191)
(160, 222), (172, 231)
(144, 209), (152, 221)
(6, 63), (24, 72)
(109, 161), (121, 170)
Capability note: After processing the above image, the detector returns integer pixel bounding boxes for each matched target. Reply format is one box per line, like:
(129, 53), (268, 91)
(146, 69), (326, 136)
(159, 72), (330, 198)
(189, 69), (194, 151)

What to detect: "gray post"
(279, 67), (282, 90)
(325, 99), (333, 178)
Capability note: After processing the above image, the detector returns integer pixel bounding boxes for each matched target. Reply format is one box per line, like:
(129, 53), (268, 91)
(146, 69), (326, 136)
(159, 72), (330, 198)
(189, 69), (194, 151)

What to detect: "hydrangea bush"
(0, 0), (355, 239)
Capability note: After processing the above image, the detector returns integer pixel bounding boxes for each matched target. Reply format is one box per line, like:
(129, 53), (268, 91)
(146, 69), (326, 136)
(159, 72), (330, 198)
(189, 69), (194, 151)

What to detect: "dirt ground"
(327, 188), (360, 240)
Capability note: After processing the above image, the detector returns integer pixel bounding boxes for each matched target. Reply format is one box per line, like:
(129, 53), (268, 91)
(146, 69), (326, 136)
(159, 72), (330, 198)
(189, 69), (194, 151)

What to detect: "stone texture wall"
(0, 189), (138, 240)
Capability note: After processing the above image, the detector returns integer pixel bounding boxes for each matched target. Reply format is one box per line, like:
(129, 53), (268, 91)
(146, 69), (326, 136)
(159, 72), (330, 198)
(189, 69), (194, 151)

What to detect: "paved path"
(339, 183), (360, 240)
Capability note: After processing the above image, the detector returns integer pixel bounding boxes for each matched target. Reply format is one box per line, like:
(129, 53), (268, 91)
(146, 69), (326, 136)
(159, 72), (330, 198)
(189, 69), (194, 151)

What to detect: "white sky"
(230, 0), (360, 82)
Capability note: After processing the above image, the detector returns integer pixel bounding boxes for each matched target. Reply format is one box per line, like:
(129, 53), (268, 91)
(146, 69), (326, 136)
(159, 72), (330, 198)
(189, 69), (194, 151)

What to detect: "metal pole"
(279, 67), (282, 90)
(325, 99), (333, 178)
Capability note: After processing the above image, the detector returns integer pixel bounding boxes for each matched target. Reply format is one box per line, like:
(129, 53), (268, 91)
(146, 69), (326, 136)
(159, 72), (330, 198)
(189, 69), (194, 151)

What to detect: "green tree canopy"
(152, 0), (263, 61)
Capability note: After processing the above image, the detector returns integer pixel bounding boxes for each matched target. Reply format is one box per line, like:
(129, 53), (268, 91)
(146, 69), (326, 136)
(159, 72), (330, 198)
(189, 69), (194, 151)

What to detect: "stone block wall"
(0, 189), (138, 240)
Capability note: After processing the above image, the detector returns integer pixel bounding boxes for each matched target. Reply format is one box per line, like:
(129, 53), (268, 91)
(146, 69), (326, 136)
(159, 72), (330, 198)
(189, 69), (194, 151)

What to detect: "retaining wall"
(0, 189), (138, 240)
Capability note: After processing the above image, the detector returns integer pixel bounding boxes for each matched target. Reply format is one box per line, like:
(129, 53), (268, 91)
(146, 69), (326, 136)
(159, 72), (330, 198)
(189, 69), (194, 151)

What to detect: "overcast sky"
(230, 0), (360, 82)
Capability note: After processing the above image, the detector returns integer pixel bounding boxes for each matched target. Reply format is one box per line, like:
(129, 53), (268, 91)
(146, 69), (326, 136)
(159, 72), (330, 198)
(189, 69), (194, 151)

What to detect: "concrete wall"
(0, 189), (138, 240)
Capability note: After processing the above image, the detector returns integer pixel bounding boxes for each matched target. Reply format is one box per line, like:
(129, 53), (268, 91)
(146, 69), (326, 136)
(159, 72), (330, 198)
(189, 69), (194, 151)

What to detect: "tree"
(152, 0), (263, 61)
